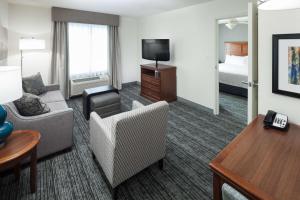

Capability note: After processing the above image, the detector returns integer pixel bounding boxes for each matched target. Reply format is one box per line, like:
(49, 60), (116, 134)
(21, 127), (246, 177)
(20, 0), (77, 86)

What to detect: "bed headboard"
(225, 42), (248, 57)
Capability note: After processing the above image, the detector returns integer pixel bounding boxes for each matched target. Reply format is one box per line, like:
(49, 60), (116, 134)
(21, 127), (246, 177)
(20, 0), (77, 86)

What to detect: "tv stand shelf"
(141, 63), (177, 102)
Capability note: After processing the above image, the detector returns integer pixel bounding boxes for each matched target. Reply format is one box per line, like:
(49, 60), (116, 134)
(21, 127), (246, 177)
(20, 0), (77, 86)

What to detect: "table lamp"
(0, 66), (22, 148)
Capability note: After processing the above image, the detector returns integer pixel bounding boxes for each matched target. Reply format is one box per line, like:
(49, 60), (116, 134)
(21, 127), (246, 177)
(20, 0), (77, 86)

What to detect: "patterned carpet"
(0, 84), (247, 200)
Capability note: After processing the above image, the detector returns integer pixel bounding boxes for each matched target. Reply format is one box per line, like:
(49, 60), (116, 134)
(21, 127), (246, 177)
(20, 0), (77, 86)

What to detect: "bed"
(219, 42), (248, 97)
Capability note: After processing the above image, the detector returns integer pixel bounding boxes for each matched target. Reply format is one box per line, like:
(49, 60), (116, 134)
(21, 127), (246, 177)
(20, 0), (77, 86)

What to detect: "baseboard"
(177, 96), (213, 113)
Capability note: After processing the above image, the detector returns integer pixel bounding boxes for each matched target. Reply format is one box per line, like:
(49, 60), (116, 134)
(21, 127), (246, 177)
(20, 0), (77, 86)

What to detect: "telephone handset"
(264, 110), (289, 131)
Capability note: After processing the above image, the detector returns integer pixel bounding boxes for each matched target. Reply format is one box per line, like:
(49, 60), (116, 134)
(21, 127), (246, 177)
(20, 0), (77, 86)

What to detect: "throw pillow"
(14, 93), (50, 116)
(22, 72), (47, 95)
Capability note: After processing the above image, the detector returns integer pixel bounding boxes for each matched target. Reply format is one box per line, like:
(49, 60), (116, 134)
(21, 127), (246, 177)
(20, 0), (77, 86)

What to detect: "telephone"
(264, 110), (289, 131)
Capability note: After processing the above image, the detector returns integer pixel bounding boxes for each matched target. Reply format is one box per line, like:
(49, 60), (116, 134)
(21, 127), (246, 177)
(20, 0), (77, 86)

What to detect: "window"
(68, 23), (108, 79)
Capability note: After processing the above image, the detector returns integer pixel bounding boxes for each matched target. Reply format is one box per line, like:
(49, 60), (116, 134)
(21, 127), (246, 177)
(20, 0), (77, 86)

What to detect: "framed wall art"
(273, 34), (300, 98)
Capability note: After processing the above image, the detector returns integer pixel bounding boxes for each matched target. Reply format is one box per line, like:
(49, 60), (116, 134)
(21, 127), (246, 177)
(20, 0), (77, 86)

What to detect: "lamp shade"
(19, 38), (45, 50)
(0, 66), (22, 104)
(259, 0), (300, 10)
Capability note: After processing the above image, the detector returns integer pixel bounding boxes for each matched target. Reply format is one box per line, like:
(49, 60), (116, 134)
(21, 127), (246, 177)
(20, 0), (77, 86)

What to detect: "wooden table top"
(210, 115), (300, 200)
(0, 130), (40, 165)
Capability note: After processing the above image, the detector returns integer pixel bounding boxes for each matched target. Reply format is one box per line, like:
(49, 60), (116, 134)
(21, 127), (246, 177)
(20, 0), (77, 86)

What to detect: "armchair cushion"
(132, 100), (144, 110)
(22, 72), (47, 95)
(13, 93), (50, 116)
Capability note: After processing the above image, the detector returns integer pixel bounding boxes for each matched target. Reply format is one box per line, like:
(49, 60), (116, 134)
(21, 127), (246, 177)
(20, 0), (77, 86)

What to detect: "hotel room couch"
(5, 84), (74, 159)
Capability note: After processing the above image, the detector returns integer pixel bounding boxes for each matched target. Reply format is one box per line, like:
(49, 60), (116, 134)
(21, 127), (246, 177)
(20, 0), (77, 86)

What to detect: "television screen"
(142, 39), (170, 61)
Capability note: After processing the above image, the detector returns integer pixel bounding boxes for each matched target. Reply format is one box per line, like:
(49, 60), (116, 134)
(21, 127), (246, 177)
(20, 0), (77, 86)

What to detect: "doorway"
(214, 0), (258, 124)
(217, 16), (249, 124)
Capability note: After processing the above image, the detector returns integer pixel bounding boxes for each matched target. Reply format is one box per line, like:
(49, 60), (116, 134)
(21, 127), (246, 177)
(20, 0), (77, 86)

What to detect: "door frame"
(213, 10), (249, 115)
(213, 11), (248, 115)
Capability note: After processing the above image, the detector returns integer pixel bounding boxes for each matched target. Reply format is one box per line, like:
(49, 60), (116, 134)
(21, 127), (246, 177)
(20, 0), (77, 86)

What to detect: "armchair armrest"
(46, 84), (60, 91)
(90, 112), (113, 144)
(89, 112), (115, 184)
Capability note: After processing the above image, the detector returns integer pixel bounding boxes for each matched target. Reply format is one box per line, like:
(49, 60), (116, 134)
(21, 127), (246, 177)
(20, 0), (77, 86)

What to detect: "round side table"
(0, 130), (40, 193)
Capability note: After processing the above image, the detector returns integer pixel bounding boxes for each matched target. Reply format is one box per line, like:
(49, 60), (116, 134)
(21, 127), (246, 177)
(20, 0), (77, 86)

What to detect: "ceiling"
(7, 0), (213, 17)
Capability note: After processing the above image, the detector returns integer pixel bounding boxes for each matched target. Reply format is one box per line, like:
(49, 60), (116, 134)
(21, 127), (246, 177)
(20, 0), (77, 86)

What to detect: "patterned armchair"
(222, 183), (249, 200)
(90, 100), (169, 199)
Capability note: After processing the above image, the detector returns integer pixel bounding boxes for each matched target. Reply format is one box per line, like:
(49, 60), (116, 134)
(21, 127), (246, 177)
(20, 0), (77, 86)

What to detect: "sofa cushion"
(13, 93), (50, 116)
(91, 92), (120, 109)
(39, 91), (65, 103)
(22, 72), (47, 95)
(46, 101), (69, 111)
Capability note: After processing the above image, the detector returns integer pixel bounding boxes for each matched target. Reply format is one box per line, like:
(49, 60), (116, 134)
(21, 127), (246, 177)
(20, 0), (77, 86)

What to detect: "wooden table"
(210, 115), (300, 200)
(0, 130), (40, 193)
(82, 85), (119, 120)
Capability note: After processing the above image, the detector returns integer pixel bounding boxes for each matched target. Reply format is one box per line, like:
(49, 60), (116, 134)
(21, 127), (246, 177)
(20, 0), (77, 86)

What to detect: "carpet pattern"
(0, 84), (247, 200)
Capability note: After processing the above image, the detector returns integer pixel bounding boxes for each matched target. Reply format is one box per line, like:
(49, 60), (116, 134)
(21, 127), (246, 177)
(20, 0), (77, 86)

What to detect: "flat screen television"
(142, 39), (170, 67)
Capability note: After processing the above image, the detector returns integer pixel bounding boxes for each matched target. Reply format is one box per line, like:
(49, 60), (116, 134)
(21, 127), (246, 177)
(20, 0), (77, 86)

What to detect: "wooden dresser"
(141, 64), (177, 102)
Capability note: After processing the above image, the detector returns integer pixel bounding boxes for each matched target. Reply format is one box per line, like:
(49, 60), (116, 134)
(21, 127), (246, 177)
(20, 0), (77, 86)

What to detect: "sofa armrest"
(132, 100), (145, 110)
(6, 104), (73, 122)
(46, 84), (60, 91)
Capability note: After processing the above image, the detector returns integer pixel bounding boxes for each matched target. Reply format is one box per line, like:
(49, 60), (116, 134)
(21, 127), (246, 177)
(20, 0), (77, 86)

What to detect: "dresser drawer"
(142, 81), (160, 92)
(141, 87), (160, 100)
(141, 74), (160, 86)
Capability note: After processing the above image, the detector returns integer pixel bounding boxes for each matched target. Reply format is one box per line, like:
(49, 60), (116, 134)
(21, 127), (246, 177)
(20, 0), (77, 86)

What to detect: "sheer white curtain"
(68, 23), (108, 79)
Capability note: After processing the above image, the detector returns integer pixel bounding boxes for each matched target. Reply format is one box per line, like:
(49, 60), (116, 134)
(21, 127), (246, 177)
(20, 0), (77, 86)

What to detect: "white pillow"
(225, 55), (246, 66)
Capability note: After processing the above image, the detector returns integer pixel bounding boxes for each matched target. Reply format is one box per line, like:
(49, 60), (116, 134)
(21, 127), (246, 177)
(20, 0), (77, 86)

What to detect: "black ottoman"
(90, 92), (121, 118)
(82, 85), (119, 120)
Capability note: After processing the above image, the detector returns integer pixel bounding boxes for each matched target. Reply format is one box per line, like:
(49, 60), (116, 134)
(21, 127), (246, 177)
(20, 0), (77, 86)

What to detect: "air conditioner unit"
(70, 75), (110, 97)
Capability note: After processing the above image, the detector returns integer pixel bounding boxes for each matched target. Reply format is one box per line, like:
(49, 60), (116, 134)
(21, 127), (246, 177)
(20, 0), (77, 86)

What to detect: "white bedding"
(219, 63), (248, 89)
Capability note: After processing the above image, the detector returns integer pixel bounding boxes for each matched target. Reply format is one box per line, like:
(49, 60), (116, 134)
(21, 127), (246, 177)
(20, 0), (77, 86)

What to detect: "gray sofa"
(5, 84), (74, 159)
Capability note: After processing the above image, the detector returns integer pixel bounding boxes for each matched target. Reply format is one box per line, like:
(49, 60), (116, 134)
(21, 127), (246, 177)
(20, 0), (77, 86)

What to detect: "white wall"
(7, 4), (52, 84)
(138, 0), (248, 110)
(6, 3), (139, 85)
(219, 24), (248, 62)
(0, 0), (8, 65)
(119, 17), (139, 83)
(0, 0), (8, 28)
(258, 9), (300, 125)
